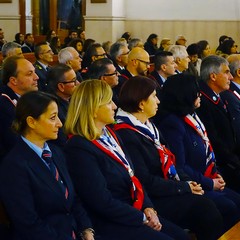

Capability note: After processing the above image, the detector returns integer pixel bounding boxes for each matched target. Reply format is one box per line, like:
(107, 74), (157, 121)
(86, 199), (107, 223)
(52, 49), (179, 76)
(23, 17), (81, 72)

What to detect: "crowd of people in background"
(0, 27), (240, 239)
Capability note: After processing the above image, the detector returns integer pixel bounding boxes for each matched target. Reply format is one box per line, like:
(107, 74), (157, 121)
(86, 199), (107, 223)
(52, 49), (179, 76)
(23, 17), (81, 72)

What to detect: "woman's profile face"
(140, 90), (160, 118)
(31, 101), (62, 142)
(94, 100), (117, 127)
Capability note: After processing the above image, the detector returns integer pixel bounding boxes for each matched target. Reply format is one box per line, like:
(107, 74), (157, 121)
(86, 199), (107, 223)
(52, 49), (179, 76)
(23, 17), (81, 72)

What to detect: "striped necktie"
(42, 150), (68, 199)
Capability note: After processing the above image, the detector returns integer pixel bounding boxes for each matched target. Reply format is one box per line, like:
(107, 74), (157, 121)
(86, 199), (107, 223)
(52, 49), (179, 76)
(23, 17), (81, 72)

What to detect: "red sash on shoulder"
(114, 123), (179, 180)
(92, 126), (144, 210)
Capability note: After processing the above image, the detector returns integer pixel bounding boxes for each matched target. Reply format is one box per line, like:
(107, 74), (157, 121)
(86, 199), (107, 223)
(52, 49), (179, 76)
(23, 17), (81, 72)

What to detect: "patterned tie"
(41, 150), (68, 199)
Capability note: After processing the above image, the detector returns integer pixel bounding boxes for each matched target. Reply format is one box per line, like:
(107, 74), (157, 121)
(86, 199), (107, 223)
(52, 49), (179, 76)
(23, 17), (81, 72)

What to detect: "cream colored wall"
(85, 0), (240, 50)
(0, 0), (240, 50)
(0, 0), (20, 42)
(125, 20), (240, 51)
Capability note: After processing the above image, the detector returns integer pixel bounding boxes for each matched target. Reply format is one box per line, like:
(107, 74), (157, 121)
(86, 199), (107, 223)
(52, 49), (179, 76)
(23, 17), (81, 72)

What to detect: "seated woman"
(0, 91), (94, 240)
(64, 79), (190, 240)
(114, 76), (223, 240)
(158, 73), (240, 232)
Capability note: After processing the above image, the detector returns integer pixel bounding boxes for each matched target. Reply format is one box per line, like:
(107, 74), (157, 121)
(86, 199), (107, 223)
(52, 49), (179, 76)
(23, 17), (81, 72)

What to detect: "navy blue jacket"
(0, 138), (92, 240)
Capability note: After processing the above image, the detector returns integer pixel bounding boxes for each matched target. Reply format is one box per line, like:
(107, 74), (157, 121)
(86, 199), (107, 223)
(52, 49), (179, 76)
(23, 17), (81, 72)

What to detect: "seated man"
(34, 42), (54, 91)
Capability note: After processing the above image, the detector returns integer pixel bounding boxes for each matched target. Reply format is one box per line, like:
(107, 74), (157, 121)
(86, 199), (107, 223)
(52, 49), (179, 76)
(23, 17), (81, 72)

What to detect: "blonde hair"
(64, 79), (112, 140)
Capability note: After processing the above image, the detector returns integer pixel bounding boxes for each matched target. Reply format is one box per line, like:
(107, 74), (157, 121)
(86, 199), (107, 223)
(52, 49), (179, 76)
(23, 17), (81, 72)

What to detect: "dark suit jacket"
(196, 81), (239, 165)
(115, 126), (192, 197)
(0, 86), (19, 161)
(221, 82), (240, 148)
(64, 134), (154, 234)
(0, 139), (92, 240)
(158, 113), (214, 190)
(196, 80), (240, 189)
(34, 61), (49, 91)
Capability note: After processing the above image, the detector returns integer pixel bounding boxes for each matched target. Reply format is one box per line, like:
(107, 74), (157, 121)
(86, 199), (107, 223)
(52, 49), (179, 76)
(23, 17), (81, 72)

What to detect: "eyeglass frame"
(59, 78), (78, 85)
(103, 70), (118, 76)
(136, 59), (151, 66)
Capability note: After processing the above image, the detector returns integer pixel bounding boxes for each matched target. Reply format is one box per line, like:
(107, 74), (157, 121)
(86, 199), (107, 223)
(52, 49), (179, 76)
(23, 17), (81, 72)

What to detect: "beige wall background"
(0, 0), (240, 50)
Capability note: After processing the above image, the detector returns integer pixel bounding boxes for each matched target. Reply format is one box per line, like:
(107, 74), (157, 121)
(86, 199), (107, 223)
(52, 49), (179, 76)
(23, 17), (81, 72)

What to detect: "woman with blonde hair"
(64, 79), (189, 240)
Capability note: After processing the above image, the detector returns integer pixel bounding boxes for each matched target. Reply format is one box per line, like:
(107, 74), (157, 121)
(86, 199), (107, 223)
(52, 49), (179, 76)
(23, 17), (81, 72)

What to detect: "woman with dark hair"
(114, 76), (224, 240)
(14, 32), (24, 45)
(50, 36), (61, 54)
(144, 33), (159, 56)
(64, 79), (191, 240)
(219, 39), (238, 57)
(158, 73), (240, 233)
(0, 91), (95, 240)
(68, 38), (84, 57)
(196, 40), (211, 59)
(45, 29), (57, 45)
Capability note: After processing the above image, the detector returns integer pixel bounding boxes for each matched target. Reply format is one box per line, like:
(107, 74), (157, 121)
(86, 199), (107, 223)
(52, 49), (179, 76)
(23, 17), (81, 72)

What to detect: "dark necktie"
(41, 150), (68, 199)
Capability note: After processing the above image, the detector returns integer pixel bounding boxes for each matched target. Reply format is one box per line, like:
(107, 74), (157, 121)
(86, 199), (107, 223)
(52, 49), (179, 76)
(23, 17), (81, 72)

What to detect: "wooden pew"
(218, 221), (240, 240)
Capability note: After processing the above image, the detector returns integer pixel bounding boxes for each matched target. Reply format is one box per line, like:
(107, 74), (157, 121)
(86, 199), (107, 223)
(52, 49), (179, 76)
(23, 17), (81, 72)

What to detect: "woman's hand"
(213, 174), (225, 191)
(188, 181), (204, 195)
(81, 228), (95, 240)
(143, 208), (162, 231)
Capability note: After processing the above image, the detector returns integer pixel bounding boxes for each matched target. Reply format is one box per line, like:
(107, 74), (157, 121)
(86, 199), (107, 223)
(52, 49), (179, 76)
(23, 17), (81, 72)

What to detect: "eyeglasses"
(60, 78), (78, 85)
(103, 70), (118, 76)
(136, 59), (150, 66)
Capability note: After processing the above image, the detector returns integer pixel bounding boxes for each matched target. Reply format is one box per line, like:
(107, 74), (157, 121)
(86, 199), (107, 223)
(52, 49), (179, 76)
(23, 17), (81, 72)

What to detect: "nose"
(34, 72), (39, 81)
(112, 101), (117, 110)
(57, 116), (63, 127)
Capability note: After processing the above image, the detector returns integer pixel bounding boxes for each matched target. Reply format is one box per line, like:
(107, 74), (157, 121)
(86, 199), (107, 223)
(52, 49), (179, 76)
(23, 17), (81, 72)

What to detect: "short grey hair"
(58, 47), (75, 64)
(168, 45), (188, 60)
(200, 55), (228, 83)
(110, 42), (127, 61)
(2, 42), (21, 58)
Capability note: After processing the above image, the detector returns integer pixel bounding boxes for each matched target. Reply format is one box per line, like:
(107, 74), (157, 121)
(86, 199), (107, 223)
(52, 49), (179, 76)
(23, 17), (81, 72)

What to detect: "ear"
(57, 82), (65, 92)
(161, 64), (167, 71)
(26, 116), (37, 129)
(9, 76), (18, 86)
(92, 56), (97, 62)
(116, 55), (122, 62)
(209, 72), (217, 82)
(139, 101), (145, 112)
(66, 60), (72, 66)
(175, 57), (181, 64)
(236, 69), (240, 77)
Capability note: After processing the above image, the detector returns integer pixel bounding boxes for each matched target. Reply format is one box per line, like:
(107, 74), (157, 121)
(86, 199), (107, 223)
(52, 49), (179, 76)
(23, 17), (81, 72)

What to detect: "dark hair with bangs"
(119, 76), (158, 113)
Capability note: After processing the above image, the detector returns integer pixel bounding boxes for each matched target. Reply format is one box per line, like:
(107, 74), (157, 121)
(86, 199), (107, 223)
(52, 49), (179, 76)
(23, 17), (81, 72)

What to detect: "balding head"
(126, 47), (150, 76)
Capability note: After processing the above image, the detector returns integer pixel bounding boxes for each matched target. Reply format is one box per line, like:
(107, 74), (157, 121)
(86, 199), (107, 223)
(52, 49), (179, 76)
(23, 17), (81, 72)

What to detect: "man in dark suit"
(34, 42), (54, 91)
(47, 64), (80, 148)
(0, 55), (39, 161)
(148, 51), (177, 127)
(115, 47), (150, 105)
(196, 55), (240, 191)
(21, 33), (35, 53)
(221, 54), (240, 148)
(109, 41), (129, 74)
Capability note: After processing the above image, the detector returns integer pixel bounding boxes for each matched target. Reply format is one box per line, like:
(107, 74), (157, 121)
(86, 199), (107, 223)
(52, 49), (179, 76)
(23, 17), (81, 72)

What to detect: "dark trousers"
(95, 216), (190, 240)
(152, 193), (224, 240)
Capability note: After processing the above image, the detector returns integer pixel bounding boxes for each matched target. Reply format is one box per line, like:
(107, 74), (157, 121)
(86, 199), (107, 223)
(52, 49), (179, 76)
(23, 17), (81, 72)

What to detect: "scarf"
(92, 126), (144, 210)
(184, 113), (218, 179)
(115, 109), (179, 181)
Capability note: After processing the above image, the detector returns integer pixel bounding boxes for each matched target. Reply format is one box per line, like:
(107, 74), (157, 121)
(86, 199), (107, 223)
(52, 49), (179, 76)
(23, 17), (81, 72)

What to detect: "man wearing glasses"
(34, 42), (54, 91)
(110, 41), (129, 74)
(114, 47), (150, 105)
(47, 63), (80, 148)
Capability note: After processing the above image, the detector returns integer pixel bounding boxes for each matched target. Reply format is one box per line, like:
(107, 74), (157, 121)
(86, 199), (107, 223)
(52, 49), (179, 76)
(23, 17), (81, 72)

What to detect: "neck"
(23, 133), (45, 148)
(131, 112), (148, 124)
